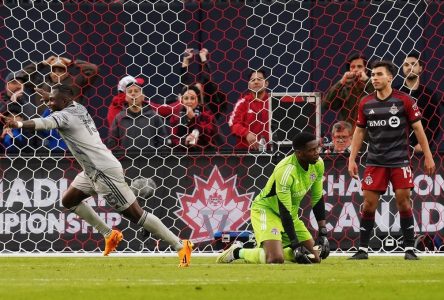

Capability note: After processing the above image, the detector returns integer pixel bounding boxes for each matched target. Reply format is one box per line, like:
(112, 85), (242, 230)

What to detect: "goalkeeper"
(217, 132), (329, 264)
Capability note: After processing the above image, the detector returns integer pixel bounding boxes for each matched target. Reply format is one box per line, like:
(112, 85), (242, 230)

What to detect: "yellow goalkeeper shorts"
(251, 206), (312, 247)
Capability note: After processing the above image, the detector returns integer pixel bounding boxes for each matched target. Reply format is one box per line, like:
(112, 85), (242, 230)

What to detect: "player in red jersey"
(348, 60), (435, 260)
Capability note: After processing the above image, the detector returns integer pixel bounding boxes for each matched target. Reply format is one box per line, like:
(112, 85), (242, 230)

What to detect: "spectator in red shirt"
(229, 69), (270, 151)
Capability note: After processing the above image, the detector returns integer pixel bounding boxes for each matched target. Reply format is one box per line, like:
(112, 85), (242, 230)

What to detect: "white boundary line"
(0, 252), (444, 258)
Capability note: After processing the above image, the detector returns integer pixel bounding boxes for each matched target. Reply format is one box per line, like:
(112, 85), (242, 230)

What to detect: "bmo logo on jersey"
(368, 120), (386, 127)
(368, 116), (400, 128)
(388, 116), (400, 128)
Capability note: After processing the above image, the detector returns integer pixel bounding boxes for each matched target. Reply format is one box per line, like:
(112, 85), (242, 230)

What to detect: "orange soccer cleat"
(178, 240), (193, 267)
(103, 229), (123, 256)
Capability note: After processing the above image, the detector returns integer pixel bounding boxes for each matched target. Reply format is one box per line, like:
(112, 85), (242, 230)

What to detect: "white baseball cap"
(117, 75), (144, 92)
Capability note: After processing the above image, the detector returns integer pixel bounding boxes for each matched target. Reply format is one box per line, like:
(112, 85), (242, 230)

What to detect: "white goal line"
(1, 252), (443, 258)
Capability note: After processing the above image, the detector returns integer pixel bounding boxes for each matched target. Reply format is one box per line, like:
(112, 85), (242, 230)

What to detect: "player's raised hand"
(0, 113), (18, 129)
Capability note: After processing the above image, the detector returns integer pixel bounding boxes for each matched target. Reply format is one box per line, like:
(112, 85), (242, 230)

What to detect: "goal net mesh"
(0, 0), (442, 254)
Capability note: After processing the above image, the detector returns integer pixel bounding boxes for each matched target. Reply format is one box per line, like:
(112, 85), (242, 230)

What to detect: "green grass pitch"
(1, 256), (443, 300)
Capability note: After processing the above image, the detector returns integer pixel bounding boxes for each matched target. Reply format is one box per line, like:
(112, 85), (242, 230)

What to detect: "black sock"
(233, 247), (241, 259)
(400, 209), (415, 249)
(359, 211), (375, 249)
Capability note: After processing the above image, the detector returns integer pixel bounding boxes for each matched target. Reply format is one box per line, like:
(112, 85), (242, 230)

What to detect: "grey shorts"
(71, 168), (136, 212)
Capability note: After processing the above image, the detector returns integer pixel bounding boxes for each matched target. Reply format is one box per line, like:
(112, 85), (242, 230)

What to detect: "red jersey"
(228, 92), (270, 149)
(107, 92), (126, 127)
(357, 89), (421, 167)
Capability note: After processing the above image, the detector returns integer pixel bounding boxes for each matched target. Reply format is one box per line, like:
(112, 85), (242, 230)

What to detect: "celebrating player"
(216, 132), (329, 264)
(348, 61), (435, 260)
(0, 84), (193, 267)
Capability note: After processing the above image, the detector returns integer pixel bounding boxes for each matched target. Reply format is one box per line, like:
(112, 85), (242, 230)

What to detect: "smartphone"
(184, 48), (199, 55)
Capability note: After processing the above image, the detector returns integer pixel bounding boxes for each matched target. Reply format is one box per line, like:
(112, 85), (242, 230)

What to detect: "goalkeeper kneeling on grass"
(217, 132), (329, 264)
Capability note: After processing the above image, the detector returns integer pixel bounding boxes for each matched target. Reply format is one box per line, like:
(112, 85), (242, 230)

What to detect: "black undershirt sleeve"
(278, 200), (299, 249)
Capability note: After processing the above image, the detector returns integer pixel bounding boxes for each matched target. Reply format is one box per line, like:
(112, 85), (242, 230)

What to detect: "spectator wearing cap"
(22, 55), (98, 114)
(1, 71), (37, 119)
(107, 80), (169, 153)
(106, 75), (144, 127)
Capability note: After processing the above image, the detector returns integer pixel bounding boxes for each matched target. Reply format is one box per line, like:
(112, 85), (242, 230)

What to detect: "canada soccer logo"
(175, 166), (255, 242)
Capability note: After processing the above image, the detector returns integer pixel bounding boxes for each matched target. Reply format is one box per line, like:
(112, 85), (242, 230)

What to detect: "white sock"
(71, 201), (112, 238)
(138, 211), (183, 251)
(359, 247), (368, 253)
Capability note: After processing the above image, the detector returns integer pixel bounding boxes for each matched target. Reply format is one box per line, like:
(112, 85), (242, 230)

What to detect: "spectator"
(21, 56), (98, 152)
(149, 48), (226, 148)
(181, 48), (227, 120)
(38, 107), (68, 152)
(169, 85), (217, 151)
(0, 102), (34, 154)
(323, 121), (353, 154)
(106, 75), (145, 127)
(397, 52), (442, 152)
(229, 69), (270, 151)
(323, 53), (374, 127)
(22, 55), (98, 114)
(1, 71), (37, 119)
(107, 81), (168, 152)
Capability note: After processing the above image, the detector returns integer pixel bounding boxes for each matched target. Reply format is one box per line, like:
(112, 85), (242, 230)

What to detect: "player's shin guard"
(240, 248), (266, 264)
(71, 201), (112, 237)
(400, 209), (415, 249)
(138, 211), (182, 250)
(359, 211), (375, 249)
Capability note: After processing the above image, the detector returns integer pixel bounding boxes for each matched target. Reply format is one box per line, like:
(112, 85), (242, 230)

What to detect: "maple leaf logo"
(175, 166), (254, 242)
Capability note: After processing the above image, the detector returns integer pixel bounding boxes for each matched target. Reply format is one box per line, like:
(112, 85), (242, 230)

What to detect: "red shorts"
(361, 166), (414, 192)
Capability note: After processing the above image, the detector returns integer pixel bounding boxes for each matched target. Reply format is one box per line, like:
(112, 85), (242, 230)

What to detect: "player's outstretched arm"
(411, 120), (436, 176)
(0, 113), (36, 130)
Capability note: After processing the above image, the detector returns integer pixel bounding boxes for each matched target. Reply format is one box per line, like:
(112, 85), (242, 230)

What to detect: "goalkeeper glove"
(317, 227), (330, 259)
(293, 246), (317, 264)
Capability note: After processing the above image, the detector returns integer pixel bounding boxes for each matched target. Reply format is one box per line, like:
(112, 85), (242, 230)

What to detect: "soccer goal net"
(0, 0), (443, 254)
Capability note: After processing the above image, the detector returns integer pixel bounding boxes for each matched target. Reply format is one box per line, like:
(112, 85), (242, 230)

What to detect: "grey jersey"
(34, 102), (121, 175)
